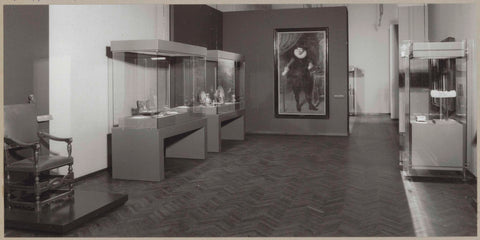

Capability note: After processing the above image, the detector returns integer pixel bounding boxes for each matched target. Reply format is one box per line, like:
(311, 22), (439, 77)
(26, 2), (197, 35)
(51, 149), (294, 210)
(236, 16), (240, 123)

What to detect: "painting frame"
(274, 27), (329, 119)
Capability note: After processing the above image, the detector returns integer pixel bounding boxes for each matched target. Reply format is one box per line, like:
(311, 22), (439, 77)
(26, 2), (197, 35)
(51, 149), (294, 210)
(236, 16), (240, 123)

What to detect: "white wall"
(348, 4), (398, 114)
(427, 3), (478, 176)
(397, 5), (428, 133)
(49, 4), (169, 178)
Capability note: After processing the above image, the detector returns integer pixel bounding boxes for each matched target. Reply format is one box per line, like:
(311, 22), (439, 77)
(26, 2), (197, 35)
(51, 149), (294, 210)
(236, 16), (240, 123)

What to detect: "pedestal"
(112, 117), (207, 181)
(5, 190), (128, 234)
(207, 109), (245, 152)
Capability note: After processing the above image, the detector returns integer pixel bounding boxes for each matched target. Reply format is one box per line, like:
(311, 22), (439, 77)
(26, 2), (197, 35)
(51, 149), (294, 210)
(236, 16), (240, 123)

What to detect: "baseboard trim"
(465, 169), (477, 181)
(246, 131), (348, 137)
(74, 168), (109, 183)
(353, 113), (391, 116)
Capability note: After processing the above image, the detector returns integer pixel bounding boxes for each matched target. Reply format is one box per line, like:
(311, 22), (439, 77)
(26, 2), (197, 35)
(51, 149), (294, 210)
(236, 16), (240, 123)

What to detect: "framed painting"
(274, 27), (329, 118)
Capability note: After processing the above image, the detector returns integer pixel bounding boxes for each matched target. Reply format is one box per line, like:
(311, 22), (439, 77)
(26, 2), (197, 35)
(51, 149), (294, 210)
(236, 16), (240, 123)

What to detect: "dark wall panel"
(170, 5), (223, 49)
(4, 5), (49, 135)
(223, 7), (348, 136)
(4, 5), (49, 115)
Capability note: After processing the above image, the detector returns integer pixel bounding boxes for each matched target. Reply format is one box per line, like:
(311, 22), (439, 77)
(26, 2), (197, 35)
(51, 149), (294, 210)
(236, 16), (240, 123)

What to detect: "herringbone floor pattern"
(4, 116), (477, 237)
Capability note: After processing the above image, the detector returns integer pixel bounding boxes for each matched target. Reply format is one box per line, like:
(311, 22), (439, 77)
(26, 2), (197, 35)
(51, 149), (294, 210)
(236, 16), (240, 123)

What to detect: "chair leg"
(6, 170), (11, 209)
(68, 163), (74, 197)
(35, 173), (41, 212)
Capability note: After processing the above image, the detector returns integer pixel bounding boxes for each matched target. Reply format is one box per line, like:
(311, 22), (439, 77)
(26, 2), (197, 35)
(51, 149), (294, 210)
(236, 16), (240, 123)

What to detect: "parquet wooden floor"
(4, 116), (477, 237)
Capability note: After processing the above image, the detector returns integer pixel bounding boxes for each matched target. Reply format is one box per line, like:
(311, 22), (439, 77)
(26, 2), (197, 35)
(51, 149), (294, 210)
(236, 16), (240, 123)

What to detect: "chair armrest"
(38, 132), (72, 143)
(38, 132), (73, 157)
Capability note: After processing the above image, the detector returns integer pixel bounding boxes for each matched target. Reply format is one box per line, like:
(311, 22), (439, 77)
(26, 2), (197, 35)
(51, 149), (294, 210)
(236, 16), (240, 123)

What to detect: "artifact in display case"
(400, 40), (468, 179)
(200, 50), (245, 114)
(110, 39), (207, 129)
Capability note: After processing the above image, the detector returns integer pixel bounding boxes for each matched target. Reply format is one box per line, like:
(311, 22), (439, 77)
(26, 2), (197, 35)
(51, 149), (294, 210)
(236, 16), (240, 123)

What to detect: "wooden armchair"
(4, 103), (74, 212)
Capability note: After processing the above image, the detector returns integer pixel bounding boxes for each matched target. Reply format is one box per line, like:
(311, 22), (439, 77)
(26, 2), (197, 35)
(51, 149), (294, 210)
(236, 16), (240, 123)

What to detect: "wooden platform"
(5, 190), (128, 234)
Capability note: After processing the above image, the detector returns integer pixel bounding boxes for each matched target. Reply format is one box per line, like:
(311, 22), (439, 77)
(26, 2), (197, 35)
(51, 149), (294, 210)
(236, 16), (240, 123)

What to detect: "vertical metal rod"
(6, 171), (11, 209)
(404, 49), (412, 173)
(353, 69), (356, 115)
(35, 174), (40, 212)
(440, 74), (445, 120)
(442, 74), (448, 118)
(440, 98), (443, 120)
(68, 163), (74, 194)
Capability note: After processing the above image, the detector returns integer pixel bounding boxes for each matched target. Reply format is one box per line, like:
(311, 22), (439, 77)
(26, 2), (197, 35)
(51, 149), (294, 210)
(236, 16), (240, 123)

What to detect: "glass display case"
(200, 50), (245, 114)
(235, 57), (246, 110)
(110, 39), (207, 129)
(400, 40), (468, 179)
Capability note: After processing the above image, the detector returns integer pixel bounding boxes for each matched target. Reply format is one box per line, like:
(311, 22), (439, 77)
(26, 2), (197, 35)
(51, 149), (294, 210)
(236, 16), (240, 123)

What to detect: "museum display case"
(198, 50), (246, 152)
(201, 50), (245, 114)
(110, 39), (207, 129)
(400, 40), (468, 179)
(110, 39), (208, 181)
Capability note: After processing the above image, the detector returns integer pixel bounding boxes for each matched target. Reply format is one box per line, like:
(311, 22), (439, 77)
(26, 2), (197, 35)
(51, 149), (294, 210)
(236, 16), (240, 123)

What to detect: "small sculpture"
(214, 86), (225, 104)
(199, 91), (207, 105)
(205, 93), (212, 105)
(137, 100), (148, 113)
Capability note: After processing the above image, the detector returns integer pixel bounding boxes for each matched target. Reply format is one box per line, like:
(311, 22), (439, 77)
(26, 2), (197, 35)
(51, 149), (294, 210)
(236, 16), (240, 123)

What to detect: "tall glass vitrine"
(110, 39), (207, 129)
(109, 39), (209, 181)
(400, 40), (468, 179)
(200, 50), (245, 114)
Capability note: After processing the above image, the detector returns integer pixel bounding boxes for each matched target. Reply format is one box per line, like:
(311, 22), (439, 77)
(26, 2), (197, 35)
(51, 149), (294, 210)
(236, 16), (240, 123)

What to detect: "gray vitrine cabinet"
(110, 39), (209, 181)
(197, 50), (246, 152)
(400, 40), (468, 179)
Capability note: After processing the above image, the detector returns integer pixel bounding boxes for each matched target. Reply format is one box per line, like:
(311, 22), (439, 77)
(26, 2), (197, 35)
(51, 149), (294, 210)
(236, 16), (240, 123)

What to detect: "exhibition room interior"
(2, 2), (478, 237)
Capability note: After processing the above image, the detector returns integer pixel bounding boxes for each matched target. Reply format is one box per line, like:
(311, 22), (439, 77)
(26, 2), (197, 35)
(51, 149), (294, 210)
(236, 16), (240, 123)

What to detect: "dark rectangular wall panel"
(223, 7), (349, 135)
(170, 5), (223, 50)
(4, 5), (49, 111)
(4, 5), (49, 133)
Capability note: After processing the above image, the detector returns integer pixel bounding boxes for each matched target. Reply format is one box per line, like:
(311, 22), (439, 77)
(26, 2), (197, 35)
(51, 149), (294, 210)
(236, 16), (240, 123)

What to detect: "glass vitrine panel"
(218, 59), (235, 103)
(205, 61), (217, 103)
(401, 40), (467, 173)
(201, 50), (245, 114)
(111, 39), (206, 129)
(235, 61), (246, 110)
(170, 56), (206, 111)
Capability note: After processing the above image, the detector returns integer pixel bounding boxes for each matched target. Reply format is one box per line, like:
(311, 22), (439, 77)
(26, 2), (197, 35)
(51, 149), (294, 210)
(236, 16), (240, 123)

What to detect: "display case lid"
(207, 50), (244, 62)
(110, 39), (207, 57)
(411, 41), (466, 59)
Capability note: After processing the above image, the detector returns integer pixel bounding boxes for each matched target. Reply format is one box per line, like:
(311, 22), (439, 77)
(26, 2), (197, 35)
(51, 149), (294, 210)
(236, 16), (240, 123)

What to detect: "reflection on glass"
(202, 50), (245, 114)
(111, 40), (207, 129)
(113, 53), (169, 122)
(217, 59), (235, 103)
